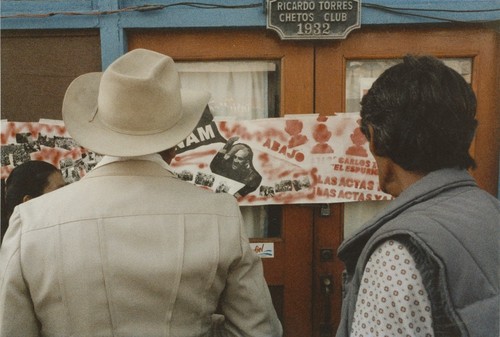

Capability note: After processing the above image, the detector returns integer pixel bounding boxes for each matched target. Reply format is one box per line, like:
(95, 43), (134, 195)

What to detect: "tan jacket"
(0, 158), (282, 337)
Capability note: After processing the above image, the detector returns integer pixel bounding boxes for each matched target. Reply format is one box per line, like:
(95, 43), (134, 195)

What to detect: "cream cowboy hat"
(62, 48), (210, 156)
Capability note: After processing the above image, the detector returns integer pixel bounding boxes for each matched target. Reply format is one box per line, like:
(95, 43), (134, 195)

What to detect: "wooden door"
(127, 30), (319, 337)
(313, 27), (500, 337)
(128, 26), (499, 337)
(314, 26), (499, 335)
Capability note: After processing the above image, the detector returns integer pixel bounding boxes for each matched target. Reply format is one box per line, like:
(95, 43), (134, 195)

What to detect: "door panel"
(127, 29), (315, 337)
(315, 27), (498, 334)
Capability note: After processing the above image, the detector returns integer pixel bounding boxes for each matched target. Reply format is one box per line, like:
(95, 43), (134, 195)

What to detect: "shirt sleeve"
(0, 208), (40, 336)
(351, 239), (434, 337)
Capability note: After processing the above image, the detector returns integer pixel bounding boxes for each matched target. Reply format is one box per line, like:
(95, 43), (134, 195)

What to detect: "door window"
(177, 61), (282, 238)
(343, 57), (473, 238)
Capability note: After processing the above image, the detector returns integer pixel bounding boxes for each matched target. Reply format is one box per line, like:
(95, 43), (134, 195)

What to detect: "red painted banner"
(1, 113), (392, 205)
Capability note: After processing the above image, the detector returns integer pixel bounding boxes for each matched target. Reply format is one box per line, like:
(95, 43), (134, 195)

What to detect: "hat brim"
(62, 72), (210, 157)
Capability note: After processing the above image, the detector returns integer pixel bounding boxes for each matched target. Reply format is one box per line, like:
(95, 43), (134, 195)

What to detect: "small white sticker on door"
(250, 242), (275, 258)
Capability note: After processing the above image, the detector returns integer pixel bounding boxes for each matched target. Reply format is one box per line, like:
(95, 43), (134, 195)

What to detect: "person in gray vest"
(336, 55), (499, 337)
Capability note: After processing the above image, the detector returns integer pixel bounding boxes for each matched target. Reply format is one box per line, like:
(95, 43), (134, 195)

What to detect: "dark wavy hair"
(4, 160), (60, 217)
(360, 55), (477, 173)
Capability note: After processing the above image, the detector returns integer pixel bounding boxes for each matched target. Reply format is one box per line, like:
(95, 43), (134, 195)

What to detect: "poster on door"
(173, 109), (391, 205)
(1, 111), (391, 205)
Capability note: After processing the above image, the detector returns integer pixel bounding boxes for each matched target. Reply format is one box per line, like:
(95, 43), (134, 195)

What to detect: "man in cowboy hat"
(0, 49), (282, 337)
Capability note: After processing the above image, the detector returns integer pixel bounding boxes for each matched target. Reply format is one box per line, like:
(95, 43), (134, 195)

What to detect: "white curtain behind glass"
(177, 61), (276, 237)
(177, 62), (274, 120)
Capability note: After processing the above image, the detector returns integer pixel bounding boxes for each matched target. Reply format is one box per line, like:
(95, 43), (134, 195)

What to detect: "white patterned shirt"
(351, 240), (434, 337)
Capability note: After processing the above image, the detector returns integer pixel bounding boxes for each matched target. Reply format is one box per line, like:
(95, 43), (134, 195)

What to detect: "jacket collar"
(83, 155), (176, 179)
(94, 154), (173, 171)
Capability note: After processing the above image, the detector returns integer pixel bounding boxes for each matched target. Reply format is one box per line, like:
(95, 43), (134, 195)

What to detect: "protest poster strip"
(1, 112), (391, 205)
(173, 110), (391, 205)
(1, 119), (102, 183)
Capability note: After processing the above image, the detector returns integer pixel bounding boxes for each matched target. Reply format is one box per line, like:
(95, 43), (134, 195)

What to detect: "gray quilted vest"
(336, 169), (500, 337)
